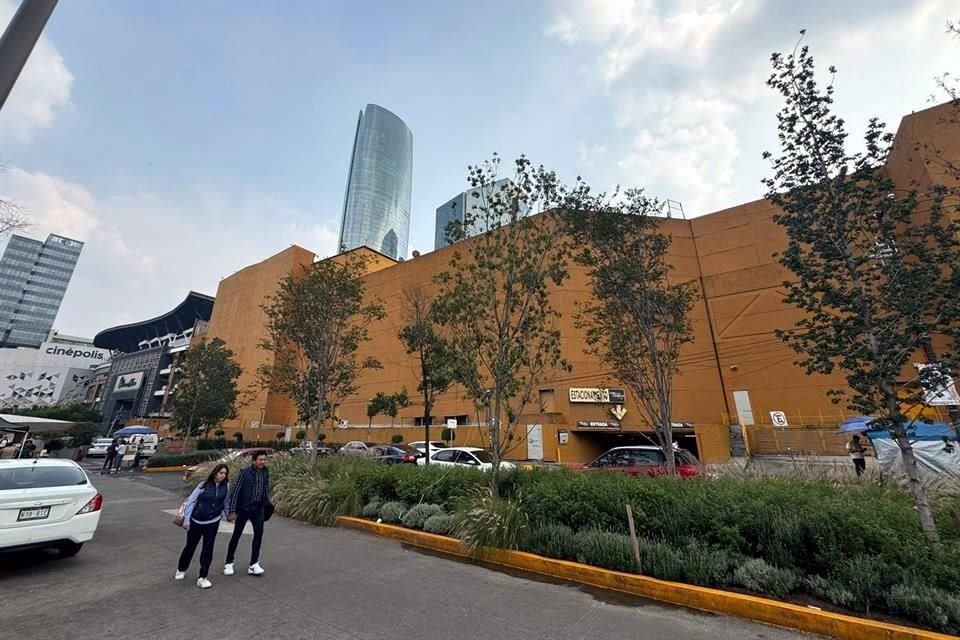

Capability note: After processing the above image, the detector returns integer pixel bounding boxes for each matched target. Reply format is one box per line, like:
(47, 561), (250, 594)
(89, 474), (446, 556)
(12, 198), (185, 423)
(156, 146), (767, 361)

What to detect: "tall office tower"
(0, 233), (83, 349)
(339, 104), (413, 261)
(434, 178), (519, 250)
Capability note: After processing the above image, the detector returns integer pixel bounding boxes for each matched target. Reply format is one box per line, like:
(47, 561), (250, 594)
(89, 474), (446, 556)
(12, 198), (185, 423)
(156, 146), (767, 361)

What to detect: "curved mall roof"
(93, 291), (214, 353)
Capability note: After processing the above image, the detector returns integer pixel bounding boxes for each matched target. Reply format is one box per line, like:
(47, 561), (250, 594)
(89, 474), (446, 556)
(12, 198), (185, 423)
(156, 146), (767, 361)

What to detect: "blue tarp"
(866, 422), (958, 442)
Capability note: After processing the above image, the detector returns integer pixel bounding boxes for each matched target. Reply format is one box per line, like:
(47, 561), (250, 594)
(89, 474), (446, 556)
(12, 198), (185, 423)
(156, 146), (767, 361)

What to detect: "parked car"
(289, 444), (334, 458)
(182, 447), (278, 480)
(338, 441), (378, 456)
(0, 459), (103, 557)
(86, 438), (115, 458)
(416, 447), (516, 472)
(368, 445), (420, 465)
(407, 441), (448, 456)
(574, 446), (700, 478)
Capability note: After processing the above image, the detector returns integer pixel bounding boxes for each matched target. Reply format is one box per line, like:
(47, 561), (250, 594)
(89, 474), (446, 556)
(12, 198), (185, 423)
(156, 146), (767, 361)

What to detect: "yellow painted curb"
(143, 466), (186, 473)
(336, 517), (954, 640)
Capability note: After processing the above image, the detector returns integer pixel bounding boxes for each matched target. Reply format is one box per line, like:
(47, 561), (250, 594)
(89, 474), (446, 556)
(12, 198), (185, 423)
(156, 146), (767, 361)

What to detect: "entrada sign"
(575, 421), (622, 430)
(569, 387), (626, 404)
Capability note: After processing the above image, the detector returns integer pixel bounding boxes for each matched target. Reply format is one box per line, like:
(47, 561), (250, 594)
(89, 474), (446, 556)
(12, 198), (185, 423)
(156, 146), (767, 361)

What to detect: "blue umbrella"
(114, 425), (157, 436)
(836, 416), (877, 434)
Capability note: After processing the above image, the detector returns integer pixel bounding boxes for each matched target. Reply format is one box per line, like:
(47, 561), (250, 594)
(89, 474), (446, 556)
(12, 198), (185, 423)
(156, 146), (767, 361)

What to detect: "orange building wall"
(206, 103), (959, 462)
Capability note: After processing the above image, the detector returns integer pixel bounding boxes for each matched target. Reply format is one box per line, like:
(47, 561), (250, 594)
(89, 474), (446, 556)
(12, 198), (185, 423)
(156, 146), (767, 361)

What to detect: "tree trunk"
(490, 395), (502, 494)
(311, 410), (325, 464)
(896, 435), (941, 547)
(661, 398), (676, 476)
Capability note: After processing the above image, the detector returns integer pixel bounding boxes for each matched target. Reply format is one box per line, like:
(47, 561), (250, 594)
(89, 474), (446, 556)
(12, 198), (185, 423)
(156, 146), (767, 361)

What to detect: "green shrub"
(391, 434), (404, 444)
(402, 504), (444, 530)
(637, 539), (684, 582)
(520, 525), (578, 561)
(886, 582), (960, 634)
(147, 451), (222, 468)
(679, 540), (737, 587)
(574, 530), (637, 574)
(804, 575), (856, 609)
(732, 559), (800, 598)
(454, 488), (529, 552)
(423, 513), (455, 536)
(828, 554), (900, 614)
(361, 498), (383, 519)
(379, 501), (406, 524)
(271, 469), (360, 526)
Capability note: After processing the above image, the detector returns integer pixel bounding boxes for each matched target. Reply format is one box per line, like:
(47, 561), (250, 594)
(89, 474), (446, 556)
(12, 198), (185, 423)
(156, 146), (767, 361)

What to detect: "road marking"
(162, 509), (252, 535)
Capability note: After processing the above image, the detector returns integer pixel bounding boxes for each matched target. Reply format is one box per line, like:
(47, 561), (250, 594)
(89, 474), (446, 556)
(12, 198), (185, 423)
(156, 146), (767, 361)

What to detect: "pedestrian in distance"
(224, 452), (273, 577)
(101, 439), (118, 474)
(112, 440), (126, 473)
(175, 463), (231, 589)
(847, 434), (867, 477)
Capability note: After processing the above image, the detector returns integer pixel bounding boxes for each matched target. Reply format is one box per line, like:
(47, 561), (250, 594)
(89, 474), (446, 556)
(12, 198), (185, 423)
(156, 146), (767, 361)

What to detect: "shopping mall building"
(203, 103), (958, 465)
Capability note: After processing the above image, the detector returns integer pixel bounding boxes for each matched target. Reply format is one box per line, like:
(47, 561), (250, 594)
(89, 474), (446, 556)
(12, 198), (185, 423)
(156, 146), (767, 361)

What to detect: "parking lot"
(0, 465), (823, 640)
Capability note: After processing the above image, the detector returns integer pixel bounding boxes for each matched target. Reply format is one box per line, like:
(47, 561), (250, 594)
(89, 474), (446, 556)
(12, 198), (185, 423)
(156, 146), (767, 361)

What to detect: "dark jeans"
(178, 520), (220, 578)
(101, 454), (115, 471)
(226, 507), (265, 566)
(853, 458), (866, 477)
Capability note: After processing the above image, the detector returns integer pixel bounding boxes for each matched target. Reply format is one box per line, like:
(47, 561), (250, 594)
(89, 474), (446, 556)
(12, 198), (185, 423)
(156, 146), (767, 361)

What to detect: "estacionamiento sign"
(569, 387), (626, 404)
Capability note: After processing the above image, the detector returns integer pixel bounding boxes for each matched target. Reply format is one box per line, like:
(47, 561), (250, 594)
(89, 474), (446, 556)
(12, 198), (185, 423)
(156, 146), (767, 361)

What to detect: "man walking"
(101, 439), (118, 474)
(224, 452), (271, 577)
(846, 435), (867, 477)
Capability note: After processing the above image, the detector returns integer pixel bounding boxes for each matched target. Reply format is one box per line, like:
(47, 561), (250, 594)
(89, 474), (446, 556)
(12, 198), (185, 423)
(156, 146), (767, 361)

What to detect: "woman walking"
(176, 464), (230, 589)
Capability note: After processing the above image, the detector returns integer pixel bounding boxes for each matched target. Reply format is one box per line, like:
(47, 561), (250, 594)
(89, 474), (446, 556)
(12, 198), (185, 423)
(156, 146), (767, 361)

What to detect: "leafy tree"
(764, 37), (960, 545)
(233, 431), (243, 446)
(275, 431), (285, 442)
(399, 286), (457, 464)
(367, 392), (390, 432)
(169, 338), (243, 443)
(295, 429), (306, 443)
(12, 402), (103, 424)
(434, 155), (585, 489)
(64, 422), (101, 447)
(384, 389), (409, 427)
(441, 427), (456, 443)
(259, 253), (384, 461)
(564, 191), (699, 475)
(391, 434), (403, 444)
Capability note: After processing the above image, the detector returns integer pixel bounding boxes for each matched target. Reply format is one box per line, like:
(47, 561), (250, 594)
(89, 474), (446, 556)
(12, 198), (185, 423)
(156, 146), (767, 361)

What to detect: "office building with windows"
(0, 234), (83, 349)
(339, 104), (413, 261)
(434, 178), (521, 250)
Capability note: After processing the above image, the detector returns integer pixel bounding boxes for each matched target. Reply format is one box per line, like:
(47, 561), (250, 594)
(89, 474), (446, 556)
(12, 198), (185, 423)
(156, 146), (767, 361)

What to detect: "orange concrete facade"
(204, 104), (959, 464)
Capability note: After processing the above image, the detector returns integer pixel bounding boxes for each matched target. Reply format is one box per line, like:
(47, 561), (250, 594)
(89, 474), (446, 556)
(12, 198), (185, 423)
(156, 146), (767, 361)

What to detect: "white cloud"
(545, 0), (958, 216)
(0, 166), (339, 338)
(0, 0), (74, 141)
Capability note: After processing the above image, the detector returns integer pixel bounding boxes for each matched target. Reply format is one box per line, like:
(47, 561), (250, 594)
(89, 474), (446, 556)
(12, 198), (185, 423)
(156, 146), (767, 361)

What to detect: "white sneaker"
(174, 571), (185, 581)
(196, 577), (212, 589)
(223, 563), (234, 576)
(248, 562), (265, 576)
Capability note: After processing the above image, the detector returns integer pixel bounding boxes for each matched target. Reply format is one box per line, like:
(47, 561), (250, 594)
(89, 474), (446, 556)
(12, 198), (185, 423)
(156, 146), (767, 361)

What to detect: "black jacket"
(228, 466), (270, 513)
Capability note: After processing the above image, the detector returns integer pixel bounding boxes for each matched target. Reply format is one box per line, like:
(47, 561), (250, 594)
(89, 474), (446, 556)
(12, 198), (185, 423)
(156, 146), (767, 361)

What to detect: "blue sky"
(0, 0), (957, 338)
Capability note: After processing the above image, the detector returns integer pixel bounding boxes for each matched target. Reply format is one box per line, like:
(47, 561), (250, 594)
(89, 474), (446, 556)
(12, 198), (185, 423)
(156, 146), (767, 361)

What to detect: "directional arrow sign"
(610, 405), (627, 421)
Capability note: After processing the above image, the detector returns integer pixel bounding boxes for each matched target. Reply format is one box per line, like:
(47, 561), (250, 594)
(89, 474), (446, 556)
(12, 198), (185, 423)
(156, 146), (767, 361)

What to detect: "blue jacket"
(228, 466), (270, 513)
(183, 480), (230, 527)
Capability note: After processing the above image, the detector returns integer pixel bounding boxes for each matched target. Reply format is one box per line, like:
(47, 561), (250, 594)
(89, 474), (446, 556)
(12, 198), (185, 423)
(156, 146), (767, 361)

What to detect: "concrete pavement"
(0, 469), (821, 640)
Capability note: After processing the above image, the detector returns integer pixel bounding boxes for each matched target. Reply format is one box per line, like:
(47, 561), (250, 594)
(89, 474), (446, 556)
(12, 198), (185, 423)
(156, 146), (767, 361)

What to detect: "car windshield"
(0, 465), (88, 490)
(471, 450), (493, 463)
(674, 450), (699, 466)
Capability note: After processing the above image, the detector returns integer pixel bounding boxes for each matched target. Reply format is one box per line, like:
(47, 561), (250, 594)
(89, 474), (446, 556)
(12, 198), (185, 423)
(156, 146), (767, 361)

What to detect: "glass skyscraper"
(339, 104), (413, 261)
(0, 233), (83, 349)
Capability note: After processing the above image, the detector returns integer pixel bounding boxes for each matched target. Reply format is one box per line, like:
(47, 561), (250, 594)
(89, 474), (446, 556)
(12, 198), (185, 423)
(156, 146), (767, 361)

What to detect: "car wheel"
(58, 542), (83, 558)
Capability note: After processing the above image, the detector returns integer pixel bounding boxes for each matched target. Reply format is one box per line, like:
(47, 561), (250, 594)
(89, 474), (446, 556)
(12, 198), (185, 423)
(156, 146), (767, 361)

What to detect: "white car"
(407, 441), (448, 456)
(339, 441), (376, 456)
(0, 459), (103, 557)
(86, 438), (115, 457)
(416, 446), (516, 472)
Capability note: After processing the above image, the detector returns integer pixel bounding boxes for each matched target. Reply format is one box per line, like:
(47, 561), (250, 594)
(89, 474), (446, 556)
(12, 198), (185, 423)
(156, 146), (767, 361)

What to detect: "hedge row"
(145, 450), (223, 468)
(264, 457), (960, 633)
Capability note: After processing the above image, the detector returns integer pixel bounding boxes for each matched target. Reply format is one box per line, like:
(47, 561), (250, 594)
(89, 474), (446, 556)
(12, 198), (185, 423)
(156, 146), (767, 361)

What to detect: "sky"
(0, 0), (957, 340)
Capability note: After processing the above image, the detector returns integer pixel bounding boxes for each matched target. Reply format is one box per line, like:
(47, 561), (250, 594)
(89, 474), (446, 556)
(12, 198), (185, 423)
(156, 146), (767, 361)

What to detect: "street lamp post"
(0, 0), (58, 111)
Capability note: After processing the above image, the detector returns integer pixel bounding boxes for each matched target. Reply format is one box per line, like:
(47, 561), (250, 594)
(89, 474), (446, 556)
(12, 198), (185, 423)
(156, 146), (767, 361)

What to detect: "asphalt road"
(0, 469), (821, 640)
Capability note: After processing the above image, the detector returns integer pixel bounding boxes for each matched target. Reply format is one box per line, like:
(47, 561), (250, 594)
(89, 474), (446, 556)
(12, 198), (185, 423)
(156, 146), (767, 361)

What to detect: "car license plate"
(17, 506), (50, 521)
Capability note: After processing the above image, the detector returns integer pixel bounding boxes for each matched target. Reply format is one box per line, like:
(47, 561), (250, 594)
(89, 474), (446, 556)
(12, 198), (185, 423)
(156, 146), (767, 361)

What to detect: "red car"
(575, 446), (700, 477)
